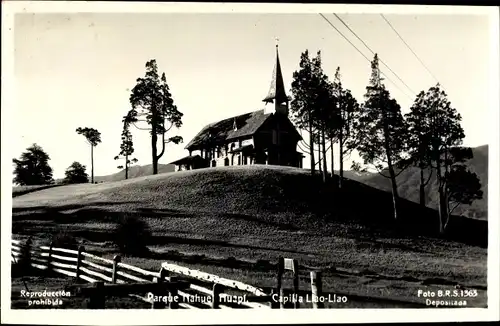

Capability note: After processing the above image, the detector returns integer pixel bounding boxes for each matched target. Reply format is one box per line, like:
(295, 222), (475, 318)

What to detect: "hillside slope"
(12, 185), (63, 198)
(13, 165), (487, 247)
(349, 145), (488, 220)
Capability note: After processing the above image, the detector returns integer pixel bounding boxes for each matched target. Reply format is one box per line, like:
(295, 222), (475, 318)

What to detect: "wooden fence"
(11, 238), (325, 309)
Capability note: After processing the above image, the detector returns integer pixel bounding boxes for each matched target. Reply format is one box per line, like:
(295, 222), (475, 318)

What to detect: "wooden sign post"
(276, 257), (299, 309)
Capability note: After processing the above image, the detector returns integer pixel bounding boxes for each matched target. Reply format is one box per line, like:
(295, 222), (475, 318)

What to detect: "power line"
(319, 13), (372, 63)
(380, 14), (442, 86)
(318, 13), (414, 101)
(333, 13), (417, 96)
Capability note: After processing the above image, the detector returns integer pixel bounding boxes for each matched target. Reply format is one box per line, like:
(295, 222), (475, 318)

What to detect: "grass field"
(11, 165), (488, 308)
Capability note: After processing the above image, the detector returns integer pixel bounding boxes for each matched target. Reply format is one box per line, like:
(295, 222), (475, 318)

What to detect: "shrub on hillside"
(63, 162), (89, 184)
(51, 231), (79, 250)
(113, 214), (152, 256)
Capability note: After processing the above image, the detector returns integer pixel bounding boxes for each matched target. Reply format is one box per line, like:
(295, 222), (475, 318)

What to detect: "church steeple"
(263, 39), (289, 115)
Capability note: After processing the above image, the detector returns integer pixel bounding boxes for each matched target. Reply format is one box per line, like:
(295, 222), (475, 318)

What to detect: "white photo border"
(1, 1), (499, 324)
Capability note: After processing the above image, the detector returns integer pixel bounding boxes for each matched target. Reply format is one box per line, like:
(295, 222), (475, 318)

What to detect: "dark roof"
(185, 110), (271, 150)
(169, 155), (205, 165)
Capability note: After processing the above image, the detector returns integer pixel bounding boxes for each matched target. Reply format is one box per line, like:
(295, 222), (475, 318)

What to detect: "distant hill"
(347, 145), (488, 220)
(93, 164), (176, 183)
(52, 164), (176, 184)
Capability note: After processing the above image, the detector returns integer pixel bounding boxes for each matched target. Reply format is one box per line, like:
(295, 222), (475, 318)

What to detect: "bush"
(51, 231), (79, 250)
(113, 215), (152, 256)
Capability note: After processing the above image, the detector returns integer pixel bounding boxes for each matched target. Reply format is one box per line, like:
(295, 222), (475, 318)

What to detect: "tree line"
(13, 127), (102, 186)
(289, 50), (482, 234)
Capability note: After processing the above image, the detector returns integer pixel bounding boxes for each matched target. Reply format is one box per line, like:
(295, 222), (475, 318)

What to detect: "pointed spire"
(263, 39), (288, 104)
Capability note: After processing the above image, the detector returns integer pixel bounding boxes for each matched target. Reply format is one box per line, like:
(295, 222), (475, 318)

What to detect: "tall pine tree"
(405, 91), (434, 206)
(354, 54), (408, 220)
(126, 60), (184, 175)
(424, 84), (467, 233)
(114, 121), (138, 180)
(290, 50), (317, 176)
(290, 50), (338, 182)
(311, 52), (336, 183)
(333, 67), (360, 188)
(76, 127), (102, 184)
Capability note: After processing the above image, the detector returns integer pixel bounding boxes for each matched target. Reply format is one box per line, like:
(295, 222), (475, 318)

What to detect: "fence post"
(277, 257), (284, 309)
(168, 276), (179, 309)
(269, 288), (279, 309)
(112, 255), (121, 284)
(292, 260), (299, 309)
(21, 238), (32, 271)
(88, 281), (105, 309)
(151, 269), (167, 309)
(46, 241), (54, 272)
(310, 271), (324, 309)
(212, 283), (222, 309)
(75, 246), (85, 282)
(157, 267), (169, 281)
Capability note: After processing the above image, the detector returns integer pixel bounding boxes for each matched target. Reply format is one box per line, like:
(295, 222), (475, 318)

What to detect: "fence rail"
(11, 238), (325, 309)
(161, 262), (268, 297)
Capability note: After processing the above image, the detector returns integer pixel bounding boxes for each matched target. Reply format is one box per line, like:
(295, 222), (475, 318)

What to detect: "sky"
(11, 10), (495, 180)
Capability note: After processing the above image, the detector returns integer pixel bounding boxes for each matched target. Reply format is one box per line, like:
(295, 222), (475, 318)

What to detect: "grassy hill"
(11, 165), (488, 306)
(347, 145), (488, 220)
(13, 164), (486, 246)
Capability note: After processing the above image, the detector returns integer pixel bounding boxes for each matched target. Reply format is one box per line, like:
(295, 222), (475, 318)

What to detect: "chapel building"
(170, 43), (304, 171)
